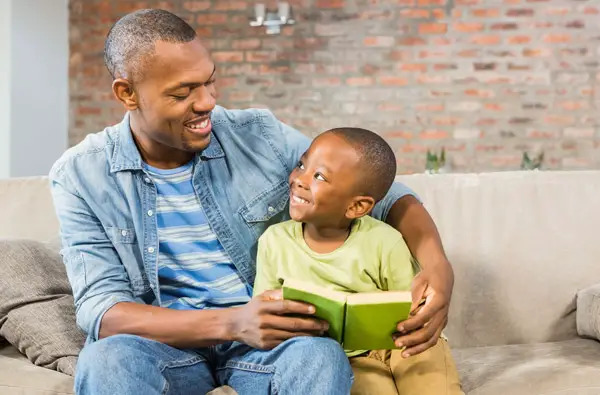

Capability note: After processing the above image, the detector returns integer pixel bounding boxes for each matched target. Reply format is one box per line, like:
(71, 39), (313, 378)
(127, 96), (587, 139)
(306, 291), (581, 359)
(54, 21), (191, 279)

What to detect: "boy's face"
(289, 133), (362, 225)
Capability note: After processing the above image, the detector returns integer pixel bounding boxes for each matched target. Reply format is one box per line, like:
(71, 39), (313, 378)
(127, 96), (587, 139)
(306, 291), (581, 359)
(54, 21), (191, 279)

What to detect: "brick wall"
(69, 0), (600, 173)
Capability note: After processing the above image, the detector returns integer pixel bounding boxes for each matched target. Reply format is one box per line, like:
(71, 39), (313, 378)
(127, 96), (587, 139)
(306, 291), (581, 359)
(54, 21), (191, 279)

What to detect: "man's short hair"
(104, 9), (197, 80)
(327, 127), (397, 202)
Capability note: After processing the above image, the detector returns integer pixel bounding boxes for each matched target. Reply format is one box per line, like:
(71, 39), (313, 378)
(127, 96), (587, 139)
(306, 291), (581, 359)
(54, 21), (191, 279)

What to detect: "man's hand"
(228, 290), (329, 350)
(394, 264), (452, 358)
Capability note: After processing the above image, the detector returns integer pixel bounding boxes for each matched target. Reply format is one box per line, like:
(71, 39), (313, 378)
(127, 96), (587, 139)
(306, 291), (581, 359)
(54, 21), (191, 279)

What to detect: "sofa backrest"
(2, 172), (600, 348)
(0, 177), (59, 241)
(397, 171), (600, 348)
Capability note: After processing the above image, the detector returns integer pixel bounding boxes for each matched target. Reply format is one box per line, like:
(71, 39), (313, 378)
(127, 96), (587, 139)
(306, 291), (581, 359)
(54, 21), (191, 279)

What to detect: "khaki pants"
(349, 339), (464, 395)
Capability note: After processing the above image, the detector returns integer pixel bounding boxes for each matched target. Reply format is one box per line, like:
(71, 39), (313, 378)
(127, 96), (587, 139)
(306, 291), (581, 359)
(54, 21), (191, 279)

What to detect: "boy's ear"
(345, 196), (376, 219)
(112, 78), (139, 111)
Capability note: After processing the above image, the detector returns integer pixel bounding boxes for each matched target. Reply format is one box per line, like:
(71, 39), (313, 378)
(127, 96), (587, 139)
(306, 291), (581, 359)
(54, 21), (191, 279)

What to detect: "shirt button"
(148, 247), (155, 253)
(121, 230), (128, 237)
(144, 177), (151, 183)
(268, 206), (275, 213)
(147, 210), (153, 217)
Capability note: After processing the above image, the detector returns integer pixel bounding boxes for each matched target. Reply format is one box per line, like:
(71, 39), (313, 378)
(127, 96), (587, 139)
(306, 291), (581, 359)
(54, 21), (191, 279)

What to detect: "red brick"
(385, 131), (413, 139)
(346, 77), (374, 86)
(471, 35), (501, 45)
(485, 103), (503, 111)
(507, 35), (531, 44)
(564, 127), (595, 138)
(418, 0), (446, 5)
(398, 37), (427, 46)
(212, 51), (244, 63)
(78, 106), (101, 115)
(456, 0), (481, 4)
(472, 8), (500, 17)
(584, 7), (599, 15)
(378, 104), (405, 112)
(183, 1), (210, 12)
(432, 116), (460, 126)
(196, 13), (228, 25)
(316, 0), (345, 8)
(545, 7), (570, 16)
(313, 77), (341, 86)
(432, 9), (445, 18)
(399, 9), (430, 18)
(245, 51), (276, 62)
(523, 48), (551, 57)
(215, 77), (238, 88)
(400, 63), (427, 72)
(213, 1), (247, 10)
(228, 91), (254, 102)
(379, 76), (409, 86)
(420, 130), (449, 139)
(491, 23), (518, 30)
(416, 103), (445, 111)
(465, 89), (495, 98)
(232, 39), (261, 50)
(527, 130), (558, 139)
(195, 27), (213, 37)
(566, 21), (584, 29)
(364, 36), (395, 47)
(544, 34), (571, 43)
(418, 23), (447, 34)
(454, 22), (484, 33)
(507, 8), (534, 17)
(387, 50), (412, 61)
(559, 101), (588, 111)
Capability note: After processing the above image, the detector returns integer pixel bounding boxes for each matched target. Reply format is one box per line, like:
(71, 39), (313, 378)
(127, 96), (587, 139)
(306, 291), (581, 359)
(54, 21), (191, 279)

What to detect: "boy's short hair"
(326, 127), (397, 201)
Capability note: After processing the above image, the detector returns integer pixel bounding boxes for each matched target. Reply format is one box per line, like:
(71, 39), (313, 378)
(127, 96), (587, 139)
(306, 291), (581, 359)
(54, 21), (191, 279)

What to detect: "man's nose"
(192, 86), (216, 113)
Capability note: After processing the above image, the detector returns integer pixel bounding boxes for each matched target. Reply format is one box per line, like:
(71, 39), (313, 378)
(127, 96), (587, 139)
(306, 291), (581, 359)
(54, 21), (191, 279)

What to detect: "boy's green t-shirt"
(254, 215), (417, 296)
(253, 216), (419, 355)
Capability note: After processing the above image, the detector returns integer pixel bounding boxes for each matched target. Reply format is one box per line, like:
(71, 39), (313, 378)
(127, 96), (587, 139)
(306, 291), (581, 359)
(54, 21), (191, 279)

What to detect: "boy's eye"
(297, 161), (305, 170)
(315, 173), (325, 181)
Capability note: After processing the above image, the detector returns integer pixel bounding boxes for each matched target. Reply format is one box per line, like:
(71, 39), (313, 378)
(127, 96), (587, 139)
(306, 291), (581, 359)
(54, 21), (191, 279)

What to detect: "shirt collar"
(110, 112), (224, 173)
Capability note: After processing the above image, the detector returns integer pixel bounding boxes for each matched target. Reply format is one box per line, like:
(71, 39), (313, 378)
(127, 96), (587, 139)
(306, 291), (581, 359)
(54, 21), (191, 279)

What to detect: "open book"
(282, 279), (414, 350)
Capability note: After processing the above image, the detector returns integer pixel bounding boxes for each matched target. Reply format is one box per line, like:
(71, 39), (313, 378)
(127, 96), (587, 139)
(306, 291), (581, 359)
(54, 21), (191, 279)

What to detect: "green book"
(282, 279), (413, 350)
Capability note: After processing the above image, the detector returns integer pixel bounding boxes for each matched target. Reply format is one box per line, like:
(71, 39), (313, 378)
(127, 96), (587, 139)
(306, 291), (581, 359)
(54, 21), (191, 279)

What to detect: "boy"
(253, 128), (463, 395)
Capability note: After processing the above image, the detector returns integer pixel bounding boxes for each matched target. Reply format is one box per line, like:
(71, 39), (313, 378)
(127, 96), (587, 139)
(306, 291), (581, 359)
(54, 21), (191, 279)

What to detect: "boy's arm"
(253, 232), (282, 296)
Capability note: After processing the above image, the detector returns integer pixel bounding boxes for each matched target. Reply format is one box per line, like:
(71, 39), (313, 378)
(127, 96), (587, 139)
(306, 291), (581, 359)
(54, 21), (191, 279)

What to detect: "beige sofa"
(1, 172), (600, 394)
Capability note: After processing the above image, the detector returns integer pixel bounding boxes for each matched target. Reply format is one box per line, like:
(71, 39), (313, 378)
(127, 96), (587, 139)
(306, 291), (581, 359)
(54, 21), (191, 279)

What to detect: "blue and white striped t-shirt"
(144, 161), (252, 310)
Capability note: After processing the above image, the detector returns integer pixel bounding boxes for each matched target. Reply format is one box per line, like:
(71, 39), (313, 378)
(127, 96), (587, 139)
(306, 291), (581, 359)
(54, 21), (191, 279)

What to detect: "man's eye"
(172, 95), (188, 101)
(315, 173), (325, 181)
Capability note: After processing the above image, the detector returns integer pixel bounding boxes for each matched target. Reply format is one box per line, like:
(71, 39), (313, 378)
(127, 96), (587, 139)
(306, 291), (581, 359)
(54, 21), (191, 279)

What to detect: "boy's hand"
(393, 264), (452, 358)
(228, 291), (329, 350)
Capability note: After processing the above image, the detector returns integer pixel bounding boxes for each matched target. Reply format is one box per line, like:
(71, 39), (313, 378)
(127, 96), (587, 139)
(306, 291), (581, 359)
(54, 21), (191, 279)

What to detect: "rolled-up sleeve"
(370, 182), (420, 222)
(50, 165), (142, 341)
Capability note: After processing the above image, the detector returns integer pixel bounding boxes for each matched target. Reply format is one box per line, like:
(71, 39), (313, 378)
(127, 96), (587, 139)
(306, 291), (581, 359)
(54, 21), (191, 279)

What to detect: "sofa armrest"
(577, 284), (600, 340)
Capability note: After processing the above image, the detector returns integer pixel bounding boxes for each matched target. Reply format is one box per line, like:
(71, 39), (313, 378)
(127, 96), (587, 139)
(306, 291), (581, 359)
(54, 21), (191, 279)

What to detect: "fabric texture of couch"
(1, 172), (599, 394)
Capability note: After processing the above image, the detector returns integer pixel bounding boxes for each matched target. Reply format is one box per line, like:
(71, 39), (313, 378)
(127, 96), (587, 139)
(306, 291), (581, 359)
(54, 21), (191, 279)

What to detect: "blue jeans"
(75, 334), (353, 394)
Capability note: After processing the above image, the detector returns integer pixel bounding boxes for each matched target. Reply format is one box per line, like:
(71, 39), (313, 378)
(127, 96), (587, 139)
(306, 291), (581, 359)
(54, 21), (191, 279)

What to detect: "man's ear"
(345, 196), (376, 219)
(112, 78), (138, 111)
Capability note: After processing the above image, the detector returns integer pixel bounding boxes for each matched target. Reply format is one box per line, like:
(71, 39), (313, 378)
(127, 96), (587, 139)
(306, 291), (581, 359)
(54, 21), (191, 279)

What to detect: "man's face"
(131, 38), (217, 154)
(288, 133), (363, 225)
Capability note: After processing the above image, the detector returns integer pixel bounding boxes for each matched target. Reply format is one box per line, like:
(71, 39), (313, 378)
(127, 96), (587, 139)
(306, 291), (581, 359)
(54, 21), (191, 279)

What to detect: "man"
(50, 9), (454, 395)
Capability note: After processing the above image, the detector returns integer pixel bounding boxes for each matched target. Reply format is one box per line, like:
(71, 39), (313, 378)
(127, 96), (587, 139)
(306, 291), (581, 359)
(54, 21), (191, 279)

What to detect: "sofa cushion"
(0, 240), (85, 376)
(0, 343), (74, 394)
(453, 338), (600, 395)
(577, 283), (600, 341)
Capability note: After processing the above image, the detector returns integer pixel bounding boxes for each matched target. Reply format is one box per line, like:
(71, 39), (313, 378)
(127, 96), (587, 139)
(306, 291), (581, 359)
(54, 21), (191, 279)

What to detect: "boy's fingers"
(261, 289), (283, 301)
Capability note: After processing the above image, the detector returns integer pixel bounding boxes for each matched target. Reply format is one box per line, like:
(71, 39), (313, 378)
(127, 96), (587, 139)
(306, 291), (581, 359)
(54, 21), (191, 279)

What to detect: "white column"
(0, 0), (11, 179)
(1, 0), (68, 178)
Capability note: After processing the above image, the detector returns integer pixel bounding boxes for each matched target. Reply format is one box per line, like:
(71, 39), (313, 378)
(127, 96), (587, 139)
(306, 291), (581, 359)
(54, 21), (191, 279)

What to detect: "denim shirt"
(49, 106), (414, 341)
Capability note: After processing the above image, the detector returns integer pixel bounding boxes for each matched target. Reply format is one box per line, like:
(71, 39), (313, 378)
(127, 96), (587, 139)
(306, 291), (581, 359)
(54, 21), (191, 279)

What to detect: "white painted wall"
(0, 0), (68, 178)
(0, 0), (11, 179)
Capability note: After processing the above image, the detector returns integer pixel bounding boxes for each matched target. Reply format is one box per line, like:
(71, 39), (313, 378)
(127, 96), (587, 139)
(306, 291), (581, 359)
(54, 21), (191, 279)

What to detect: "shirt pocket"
(239, 180), (289, 239)
(105, 226), (149, 296)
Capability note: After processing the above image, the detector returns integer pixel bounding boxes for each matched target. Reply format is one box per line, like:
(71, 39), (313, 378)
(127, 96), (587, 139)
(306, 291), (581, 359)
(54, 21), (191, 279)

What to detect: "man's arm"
(385, 195), (454, 358)
(50, 164), (327, 350)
